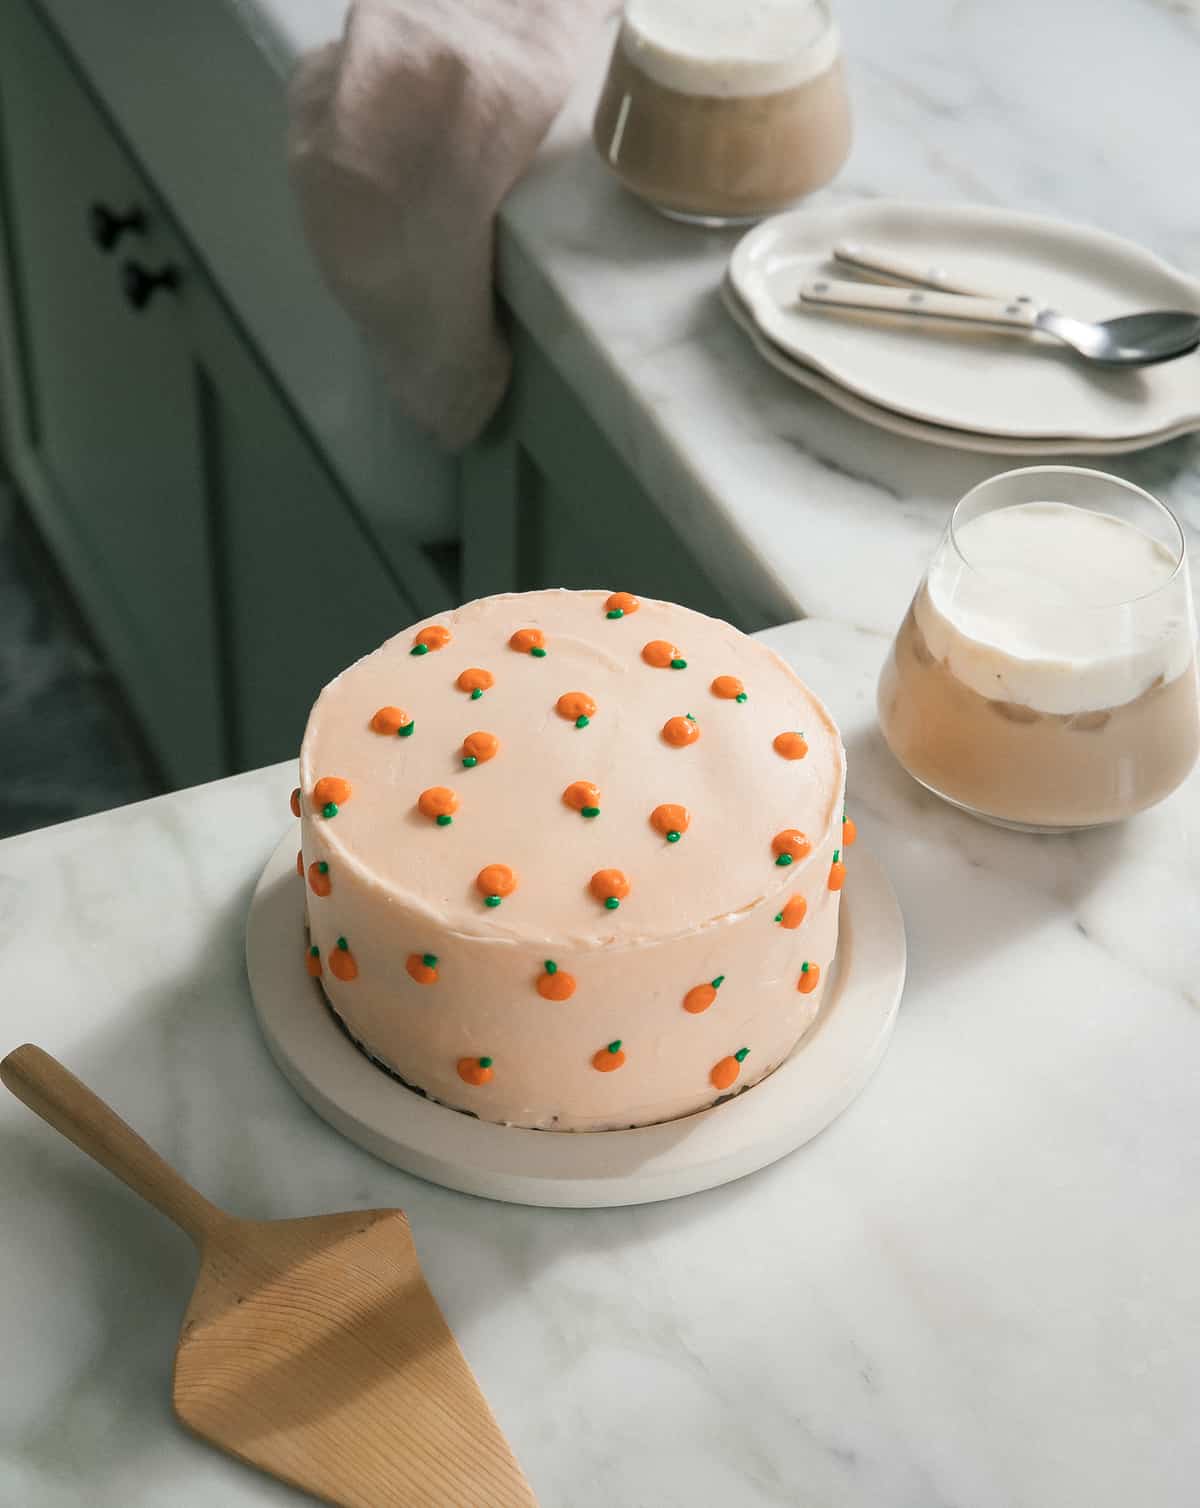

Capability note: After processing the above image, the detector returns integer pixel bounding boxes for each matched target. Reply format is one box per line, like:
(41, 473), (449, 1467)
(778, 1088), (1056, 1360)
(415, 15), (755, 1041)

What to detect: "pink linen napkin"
(288, 0), (612, 450)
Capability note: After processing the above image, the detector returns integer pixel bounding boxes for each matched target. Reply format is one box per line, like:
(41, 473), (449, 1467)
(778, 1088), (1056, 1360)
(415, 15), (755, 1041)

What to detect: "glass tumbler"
(592, 0), (852, 227)
(877, 466), (1199, 832)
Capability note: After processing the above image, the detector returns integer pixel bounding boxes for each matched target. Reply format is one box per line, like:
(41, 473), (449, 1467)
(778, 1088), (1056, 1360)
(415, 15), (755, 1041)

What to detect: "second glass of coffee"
(592, 0), (852, 226)
(877, 466), (1200, 832)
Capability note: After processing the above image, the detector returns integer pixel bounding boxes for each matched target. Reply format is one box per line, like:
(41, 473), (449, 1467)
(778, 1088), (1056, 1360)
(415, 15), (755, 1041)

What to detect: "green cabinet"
(0, 0), (431, 786)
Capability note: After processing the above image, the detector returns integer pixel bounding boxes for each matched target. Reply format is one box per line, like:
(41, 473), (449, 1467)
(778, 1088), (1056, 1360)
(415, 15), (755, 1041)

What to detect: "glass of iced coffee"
(592, 0), (851, 226)
(878, 467), (1199, 832)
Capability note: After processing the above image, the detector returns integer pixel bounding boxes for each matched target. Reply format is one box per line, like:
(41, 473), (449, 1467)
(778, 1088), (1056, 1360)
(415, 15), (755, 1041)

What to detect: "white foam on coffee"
(915, 501), (1194, 714)
(620, 0), (841, 98)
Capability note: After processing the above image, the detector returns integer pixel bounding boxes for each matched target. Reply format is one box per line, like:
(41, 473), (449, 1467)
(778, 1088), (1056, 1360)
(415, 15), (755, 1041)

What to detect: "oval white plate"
(722, 280), (1200, 457)
(246, 831), (906, 1208)
(729, 201), (1200, 442)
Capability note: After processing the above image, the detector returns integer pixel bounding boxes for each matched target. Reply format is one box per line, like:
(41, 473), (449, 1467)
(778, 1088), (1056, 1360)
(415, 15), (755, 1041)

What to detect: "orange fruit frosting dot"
(710, 1053), (747, 1092)
(457, 1056), (494, 1086)
(605, 592), (639, 616)
(461, 731), (499, 765)
(776, 894), (808, 929)
(684, 983), (717, 1014)
(537, 962), (577, 1001)
(296, 849), (303, 877)
(590, 868), (631, 904)
(476, 863), (517, 898)
(556, 691), (597, 722)
(662, 715), (700, 747)
(509, 627), (546, 653)
(772, 828), (811, 860)
(592, 1042), (627, 1071)
(417, 786), (459, 819)
(329, 942), (358, 982)
(563, 780), (600, 811)
(650, 803), (690, 837)
(773, 731), (809, 760)
(842, 815), (858, 847)
(456, 667), (494, 694)
(711, 675), (745, 700)
(290, 787), (302, 818)
(307, 861), (332, 897)
(829, 852), (847, 891)
(370, 705), (411, 735)
(304, 945), (322, 978)
(798, 962), (821, 994)
(406, 952), (439, 984)
(414, 624), (451, 652)
(313, 775), (352, 809)
(642, 639), (680, 669)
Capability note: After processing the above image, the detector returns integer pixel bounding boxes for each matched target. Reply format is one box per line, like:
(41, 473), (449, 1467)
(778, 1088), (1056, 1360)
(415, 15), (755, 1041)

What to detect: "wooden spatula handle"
(2, 1043), (225, 1245)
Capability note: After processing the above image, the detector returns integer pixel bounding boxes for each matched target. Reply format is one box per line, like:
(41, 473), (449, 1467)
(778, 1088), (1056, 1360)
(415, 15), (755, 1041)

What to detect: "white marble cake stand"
(246, 831), (906, 1208)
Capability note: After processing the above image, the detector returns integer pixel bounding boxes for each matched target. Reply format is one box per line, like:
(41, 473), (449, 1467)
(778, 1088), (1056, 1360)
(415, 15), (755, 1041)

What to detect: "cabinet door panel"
(187, 280), (421, 772)
(0, 0), (222, 784)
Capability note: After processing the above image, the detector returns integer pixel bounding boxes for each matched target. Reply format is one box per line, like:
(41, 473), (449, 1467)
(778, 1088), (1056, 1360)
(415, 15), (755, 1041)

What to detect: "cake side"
(295, 589), (848, 1130)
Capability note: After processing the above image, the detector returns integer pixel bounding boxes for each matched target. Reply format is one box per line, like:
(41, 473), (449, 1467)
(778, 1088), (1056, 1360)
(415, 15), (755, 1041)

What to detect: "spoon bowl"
(1037, 309), (1200, 367)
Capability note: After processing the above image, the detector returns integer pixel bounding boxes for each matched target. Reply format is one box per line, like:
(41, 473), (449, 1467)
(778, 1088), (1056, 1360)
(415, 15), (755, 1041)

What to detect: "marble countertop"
(497, 0), (1200, 628)
(3, 618), (1198, 1508)
(44, 0), (1200, 627)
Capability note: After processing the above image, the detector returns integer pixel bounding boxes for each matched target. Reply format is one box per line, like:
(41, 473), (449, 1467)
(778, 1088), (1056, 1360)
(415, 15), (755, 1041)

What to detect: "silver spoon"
(796, 243), (1200, 368)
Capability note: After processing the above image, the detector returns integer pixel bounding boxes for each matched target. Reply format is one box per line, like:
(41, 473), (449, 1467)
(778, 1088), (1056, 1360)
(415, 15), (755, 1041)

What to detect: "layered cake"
(293, 590), (850, 1131)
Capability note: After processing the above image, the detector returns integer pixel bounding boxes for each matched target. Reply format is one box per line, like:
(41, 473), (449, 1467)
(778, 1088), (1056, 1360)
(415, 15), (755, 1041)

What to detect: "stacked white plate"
(725, 201), (1200, 456)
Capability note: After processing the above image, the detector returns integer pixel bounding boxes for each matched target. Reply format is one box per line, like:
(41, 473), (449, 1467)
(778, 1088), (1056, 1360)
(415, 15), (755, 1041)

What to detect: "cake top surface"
(299, 590), (844, 948)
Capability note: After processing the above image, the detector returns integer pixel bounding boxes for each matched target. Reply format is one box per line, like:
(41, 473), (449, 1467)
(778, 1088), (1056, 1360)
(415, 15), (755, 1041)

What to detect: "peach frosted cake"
(291, 590), (850, 1130)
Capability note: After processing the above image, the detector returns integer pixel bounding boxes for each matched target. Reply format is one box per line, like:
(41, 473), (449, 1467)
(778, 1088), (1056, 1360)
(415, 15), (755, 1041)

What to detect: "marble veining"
(1, 619), (1197, 1508)
(496, 0), (1200, 628)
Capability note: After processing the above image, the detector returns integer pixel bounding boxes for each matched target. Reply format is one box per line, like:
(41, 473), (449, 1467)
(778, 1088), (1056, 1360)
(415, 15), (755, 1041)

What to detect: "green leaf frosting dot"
(775, 853), (793, 866)
(317, 861), (329, 874)
(734, 1047), (749, 1063)
(322, 802), (339, 819)
(398, 721), (415, 737)
(575, 715), (590, 729)
(423, 953), (438, 968)
(478, 1056), (493, 1068)
(410, 643), (428, 656)
(484, 895), (501, 907)
(670, 658), (687, 670)
(606, 608), (624, 619)
(666, 830), (681, 843)
(309, 945), (320, 958)
(736, 692), (748, 703)
(336, 936), (349, 950)
(581, 806), (601, 818)
(436, 813), (453, 826)
(774, 913), (783, 923)
(471, 687), (483, 699)
(544, 960), (558, 974)
(608, 1040), (622, 1053)
(462, 755), (478, 768)
(604, 896), (620, 910)
(712, 975), (725, 988)
(530, 646), (547, 658)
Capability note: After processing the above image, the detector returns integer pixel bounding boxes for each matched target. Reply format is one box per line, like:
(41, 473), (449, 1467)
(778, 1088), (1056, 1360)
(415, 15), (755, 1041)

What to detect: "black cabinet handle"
(121, 260), (180, 310)
(89, 202), (145, 251)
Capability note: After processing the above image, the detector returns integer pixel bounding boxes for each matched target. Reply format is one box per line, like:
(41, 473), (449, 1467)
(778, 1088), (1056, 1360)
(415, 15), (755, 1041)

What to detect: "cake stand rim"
(246, 829), (905, 1208)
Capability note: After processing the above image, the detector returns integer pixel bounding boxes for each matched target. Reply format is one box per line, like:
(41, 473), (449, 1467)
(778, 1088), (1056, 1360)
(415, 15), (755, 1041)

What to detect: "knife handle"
(832, 241), (1040, 306)
(799, 277), (1041, 331)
